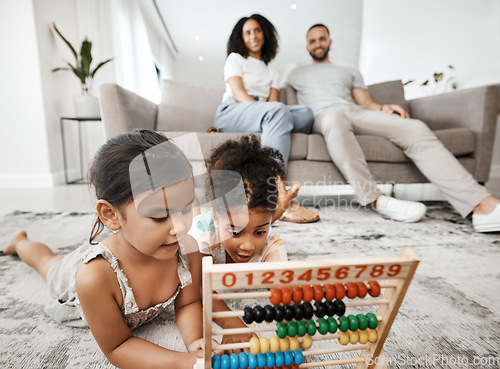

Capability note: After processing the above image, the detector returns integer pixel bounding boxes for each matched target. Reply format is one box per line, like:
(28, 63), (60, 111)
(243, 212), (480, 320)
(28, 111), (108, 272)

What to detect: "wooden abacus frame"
(196, 247), (419, 369)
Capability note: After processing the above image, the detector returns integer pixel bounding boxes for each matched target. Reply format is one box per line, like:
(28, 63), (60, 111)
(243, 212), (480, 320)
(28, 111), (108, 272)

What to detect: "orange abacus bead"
(324, 283), (335, 300)
(302, 285), (314, 302)
(270, 287), (282, 305)
(291, 286), (303, 303)
(333, 283), (346, 299)
(345, 282), (358, 299)
(281, 287), (292, 305)
(313, 284), (324, 301)
(356, 281), (368, 298)
(368, 280), (381, 297)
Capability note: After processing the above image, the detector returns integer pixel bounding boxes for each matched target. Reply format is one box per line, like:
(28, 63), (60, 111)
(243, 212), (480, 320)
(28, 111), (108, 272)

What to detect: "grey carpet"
(1, 202), (499, 369)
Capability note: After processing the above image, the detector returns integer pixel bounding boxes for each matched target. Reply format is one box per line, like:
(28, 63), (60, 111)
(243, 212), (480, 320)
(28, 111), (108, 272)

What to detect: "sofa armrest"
(280, 85), (298, 106)
(408, 85), (499, 182)
(99, 84), (158, 138)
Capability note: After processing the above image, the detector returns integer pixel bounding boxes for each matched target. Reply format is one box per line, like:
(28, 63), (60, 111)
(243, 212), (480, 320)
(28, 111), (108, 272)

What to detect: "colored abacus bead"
(274, 305), (285, 322)
(338, 331), (349, 345)
(270, 287), (281, 305)
(239, 352), (248, 369)
(296, 320), (307, 337)
(277, 322), (287, 338)
(325, 300), (336, 317)
(357, 314), (369, 330)
(349, 331), (359, 345)
(302, 334), (313, 349)
(283, 305), (294, 321)
(212, 354), (221, 369)
(366, 312), (378, 329)
(293, 349), (304, 365)
(305, 319), (317, 336)
(284, 350), (294, 366)
(230, 353), (239, 369)
(281, 287), (292, 305)
(260, 337), (270, 354)
(367, 328), (378, 343)
(270, 336), (280, 353)
(264, 305), (275, 323)
(334, 299), (346, 316)
(243, 306), (254, 324)
(356, 281), (368, 298)
(324, 283), (335, 300)
(289, 336), (299, 351)
(279, 338), (290, 352)
(345, 282), (358, 299)
(254, 305), (265, 323)
(266, 352), (275, 368)
(248, 353), (258, 369)
(359, 330), (368, 344)
(287, 321), (298, 337)
(368, 280), (381, 297)
(302, 302), (314, 319)
(348, 314), (359, 331)
(302, 285), (314, 302)
(250, 337), (260, 355)
(338, 315), (349, 332)
(333, 283), (346, 299)
(327, 316), (338, 333)
(275, 351), (285, 367)
(314, 301), (326, 318)
(291, 286), (303, 303)
(293, 303), (304, 320)
(221, 354), (230, 369)
(313, 284), (324, 301)
(317, 318), (329, 335)
(257, 352), (266, 369)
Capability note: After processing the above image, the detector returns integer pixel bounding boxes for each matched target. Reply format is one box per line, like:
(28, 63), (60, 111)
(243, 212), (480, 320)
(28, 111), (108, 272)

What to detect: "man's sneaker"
(373, 195), (427, 223)
(472, 203), (500, 232)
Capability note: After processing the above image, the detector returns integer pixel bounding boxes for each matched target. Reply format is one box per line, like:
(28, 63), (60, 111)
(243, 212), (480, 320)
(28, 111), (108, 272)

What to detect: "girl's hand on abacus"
(188, 338), (222, 356)
(222, 332), (257, 355)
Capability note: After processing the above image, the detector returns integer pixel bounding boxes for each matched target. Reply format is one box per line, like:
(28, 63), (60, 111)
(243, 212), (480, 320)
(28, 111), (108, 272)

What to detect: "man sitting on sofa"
(285, 23), (500, 232)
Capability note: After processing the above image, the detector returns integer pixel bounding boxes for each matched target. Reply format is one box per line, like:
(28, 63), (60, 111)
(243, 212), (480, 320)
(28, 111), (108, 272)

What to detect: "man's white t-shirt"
(222, 52), (280, 103)
(286, 63), (367, 114)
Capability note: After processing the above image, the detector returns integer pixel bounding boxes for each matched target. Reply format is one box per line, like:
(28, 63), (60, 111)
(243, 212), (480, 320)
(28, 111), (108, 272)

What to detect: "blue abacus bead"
(294, 349), (304, 365)
(239, 352), (248, 369)
(284, 350), (294, 366)
(248, 353), (258, 369)
(230, 353), (239, 369)
(220, 354), (230, 369)
(212, 354), (221, 369)
(257, 352), (266, 369)
(266, 351), (276, 368)
(275, 350), (285, 367)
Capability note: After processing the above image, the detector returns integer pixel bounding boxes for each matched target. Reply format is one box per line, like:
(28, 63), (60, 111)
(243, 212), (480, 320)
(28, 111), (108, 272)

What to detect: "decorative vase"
(74, 95), (101, 118)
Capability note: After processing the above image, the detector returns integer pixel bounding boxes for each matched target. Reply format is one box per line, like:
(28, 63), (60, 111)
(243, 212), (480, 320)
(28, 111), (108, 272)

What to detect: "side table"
(60, 117), (102, 184)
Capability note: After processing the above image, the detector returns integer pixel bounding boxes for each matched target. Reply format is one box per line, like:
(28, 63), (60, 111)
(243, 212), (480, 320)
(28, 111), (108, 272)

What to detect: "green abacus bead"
(317, 318), (329, 335)
(366, 313), (378, 329)
(306, 319), (317, 336)
(287, 321), (298, 337)
(338, 315), (349, 332)
(357, 314), (368, 330)
(297, 320), (307, 337)
(327, 316), (338, 333)
(348, 314), (359, 331)
(277, 322), (287, 339)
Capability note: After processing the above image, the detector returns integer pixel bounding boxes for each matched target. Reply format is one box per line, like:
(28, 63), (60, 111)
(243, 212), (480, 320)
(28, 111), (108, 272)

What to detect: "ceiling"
(154, 0), (364, 84)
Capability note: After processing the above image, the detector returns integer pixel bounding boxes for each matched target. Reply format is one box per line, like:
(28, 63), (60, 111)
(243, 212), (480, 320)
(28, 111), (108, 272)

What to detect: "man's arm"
(352, 88), (410, 118)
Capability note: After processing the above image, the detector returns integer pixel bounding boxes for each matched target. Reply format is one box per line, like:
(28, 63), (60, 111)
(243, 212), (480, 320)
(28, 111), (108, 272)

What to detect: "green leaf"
(403, 80), (415, 86)
(66, 62), (87, 85)
(80, 38), (92, 77)
(91, 58), (113, 78)
(448, 65), (454, 69)
(52, 67), (71, 73)
(452, 83), (457, 90)
(52, 22), (78, 62)
(434, 73), (443, 83)
(421, 80), (429, 86)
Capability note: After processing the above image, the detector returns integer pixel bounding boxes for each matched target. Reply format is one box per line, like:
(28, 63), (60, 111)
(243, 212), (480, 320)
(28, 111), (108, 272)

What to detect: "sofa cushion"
(307, 128), (476, 162)
(157, 80), (225, 132)
(160, 132), (309, 161)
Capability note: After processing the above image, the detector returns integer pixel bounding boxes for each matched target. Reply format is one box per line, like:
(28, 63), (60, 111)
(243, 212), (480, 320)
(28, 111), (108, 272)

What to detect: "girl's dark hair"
(227, 14), (279, 65)
(88, 129), (192, 244)
(206, 135), (286, 213)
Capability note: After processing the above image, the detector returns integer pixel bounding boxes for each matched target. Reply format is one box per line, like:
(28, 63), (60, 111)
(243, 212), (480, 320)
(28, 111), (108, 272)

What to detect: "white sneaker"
(373, 195), (427, 223)
(472, 203), (500, 232)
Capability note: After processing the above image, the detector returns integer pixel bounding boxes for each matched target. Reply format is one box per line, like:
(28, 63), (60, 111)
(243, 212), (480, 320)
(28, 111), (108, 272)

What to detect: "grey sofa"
(99, 80), (498, 186)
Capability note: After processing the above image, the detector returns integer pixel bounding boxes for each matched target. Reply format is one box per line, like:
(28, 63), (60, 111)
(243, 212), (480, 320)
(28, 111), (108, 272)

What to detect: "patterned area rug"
(1, 202), (499, 369)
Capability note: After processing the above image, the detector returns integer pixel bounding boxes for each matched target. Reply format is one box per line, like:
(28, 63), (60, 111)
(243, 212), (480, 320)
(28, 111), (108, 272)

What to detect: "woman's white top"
(222, 52), (280, 103)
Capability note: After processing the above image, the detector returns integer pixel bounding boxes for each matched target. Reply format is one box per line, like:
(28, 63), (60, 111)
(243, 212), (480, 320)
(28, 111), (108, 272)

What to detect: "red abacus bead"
(356, 281), (368, 298)
(313, 284), (324, 301)
(302, 285), (314, 302)
(333, 283), (346, 299)
(368, 280), (381, 297)
(270, 287), (282, 305)
(292, 285), (303, 303)
(345, 282), (358, 299)
(324, 283), (335, 301)
(291, 364), (300, 369)
(281, 286), (292, 305)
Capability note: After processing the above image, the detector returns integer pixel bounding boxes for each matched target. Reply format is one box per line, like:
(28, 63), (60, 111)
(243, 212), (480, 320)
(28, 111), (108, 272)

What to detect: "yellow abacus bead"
(270, 336), (280, 353)
(259, 337), (269, 354)
(289, 336), (299, 351)
(279, 337), (290, 352)
(349, 331), (359, 345)
(359, 330), (368, 344)
(250, 337), (260, 356)
(302, 334), (313, 349)
(338, 331), (350, 346)
(367, 329), (378, 343)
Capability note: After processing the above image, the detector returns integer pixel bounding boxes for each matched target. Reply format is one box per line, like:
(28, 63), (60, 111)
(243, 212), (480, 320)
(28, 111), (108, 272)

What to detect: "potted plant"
(52, 22), (113, 117)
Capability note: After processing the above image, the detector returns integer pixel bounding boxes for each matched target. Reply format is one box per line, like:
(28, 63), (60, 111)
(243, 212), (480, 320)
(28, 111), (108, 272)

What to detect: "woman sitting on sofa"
(214, 13), (318, 223)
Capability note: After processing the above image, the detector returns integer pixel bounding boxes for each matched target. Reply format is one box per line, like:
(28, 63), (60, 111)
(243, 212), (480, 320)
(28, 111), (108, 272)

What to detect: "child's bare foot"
(3, 230), (27, 255)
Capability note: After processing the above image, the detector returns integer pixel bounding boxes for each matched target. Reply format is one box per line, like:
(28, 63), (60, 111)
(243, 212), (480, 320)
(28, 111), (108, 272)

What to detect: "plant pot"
(74, 95), (101, 118)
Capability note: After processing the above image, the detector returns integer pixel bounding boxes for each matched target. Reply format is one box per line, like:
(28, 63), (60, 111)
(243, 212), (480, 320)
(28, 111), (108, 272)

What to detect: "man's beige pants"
(314, 106), (490, 217)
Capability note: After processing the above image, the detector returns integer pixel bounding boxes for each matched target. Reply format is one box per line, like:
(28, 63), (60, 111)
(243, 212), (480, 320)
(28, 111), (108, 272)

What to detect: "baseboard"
(0, 170), (77, 188)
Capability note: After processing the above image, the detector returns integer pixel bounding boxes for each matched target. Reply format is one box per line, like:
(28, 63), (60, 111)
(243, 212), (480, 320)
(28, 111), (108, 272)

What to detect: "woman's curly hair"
(206, 135), (286, 213)
(226, 14), (279, 65)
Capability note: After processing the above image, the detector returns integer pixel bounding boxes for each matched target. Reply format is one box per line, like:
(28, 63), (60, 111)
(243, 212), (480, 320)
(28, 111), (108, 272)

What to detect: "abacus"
(195, 247), (419, 369)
